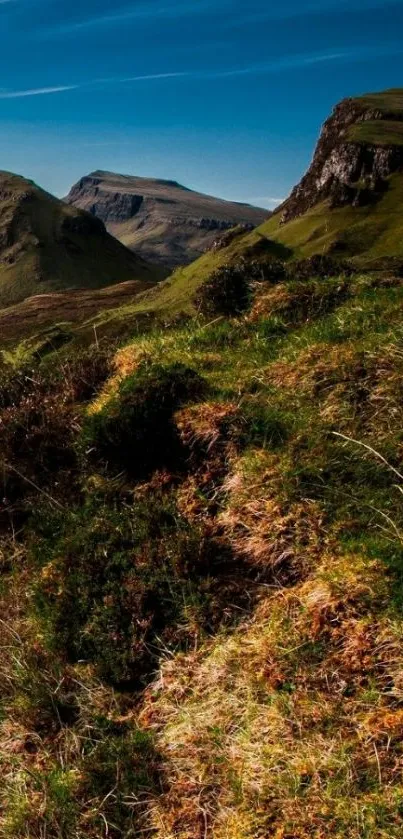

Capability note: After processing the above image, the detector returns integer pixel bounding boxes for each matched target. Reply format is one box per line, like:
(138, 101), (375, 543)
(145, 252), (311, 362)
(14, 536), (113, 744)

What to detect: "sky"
(0, 0), (402, 207)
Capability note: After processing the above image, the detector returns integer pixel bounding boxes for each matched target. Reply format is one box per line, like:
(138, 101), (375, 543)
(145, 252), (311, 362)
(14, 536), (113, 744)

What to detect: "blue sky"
(0, 0), (402, 206)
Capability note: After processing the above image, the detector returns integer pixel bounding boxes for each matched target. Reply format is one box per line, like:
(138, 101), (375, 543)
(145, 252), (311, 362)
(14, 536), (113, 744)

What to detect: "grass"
(353, 88), (403, 114)
(348, 120), (403, 146)
(0, 170), (162, 309)
(1, 262), (403, 835)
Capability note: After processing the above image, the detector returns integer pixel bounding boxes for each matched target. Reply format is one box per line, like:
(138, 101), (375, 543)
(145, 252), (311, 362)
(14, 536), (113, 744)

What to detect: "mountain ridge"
(65, 171), (268, 269)
(157, 86), (403, 307)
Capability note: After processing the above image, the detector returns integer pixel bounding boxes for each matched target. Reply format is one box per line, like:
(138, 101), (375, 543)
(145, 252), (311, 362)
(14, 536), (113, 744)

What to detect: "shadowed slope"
(0, 171), (163, 307)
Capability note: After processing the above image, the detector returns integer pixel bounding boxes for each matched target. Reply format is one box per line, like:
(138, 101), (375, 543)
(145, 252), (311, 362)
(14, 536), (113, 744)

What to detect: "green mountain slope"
(0, 171), (163, 307)
(146, 87), (403, 312)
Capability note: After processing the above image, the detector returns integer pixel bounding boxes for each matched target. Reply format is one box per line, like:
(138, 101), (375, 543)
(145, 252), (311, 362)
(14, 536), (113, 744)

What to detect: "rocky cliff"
(65, 171), (268, 269)
(279, 89), (403, 223)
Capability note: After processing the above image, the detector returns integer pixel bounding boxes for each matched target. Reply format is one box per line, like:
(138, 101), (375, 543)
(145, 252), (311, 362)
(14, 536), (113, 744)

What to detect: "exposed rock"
(65, 171), (268, 269)
(278, 96), (403, 224)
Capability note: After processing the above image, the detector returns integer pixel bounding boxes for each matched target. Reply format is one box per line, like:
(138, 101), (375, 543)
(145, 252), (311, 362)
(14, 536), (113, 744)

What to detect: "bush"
(33, 494), (236, 685)
(195, 260), (289, 318)
(82, 362), (206, 478)
(195, 263), (253, 317)
(285, 255), (354, 281)
(0, 346), (112, 515)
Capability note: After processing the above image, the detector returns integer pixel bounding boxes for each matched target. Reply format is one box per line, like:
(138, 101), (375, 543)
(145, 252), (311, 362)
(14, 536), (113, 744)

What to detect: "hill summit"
(0, 171), (160, 307)
(65, 170), (268, 269)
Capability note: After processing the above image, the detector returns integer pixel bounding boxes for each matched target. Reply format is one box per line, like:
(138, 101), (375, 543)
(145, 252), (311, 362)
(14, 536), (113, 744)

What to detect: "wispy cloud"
(230, 0), (398, 26)
(40, 0), (225, 36)
(250, 196), (285, 206)
(1, 42), (401, 102)
(119, 72), (188, 82)
(0, 84), (79, 99)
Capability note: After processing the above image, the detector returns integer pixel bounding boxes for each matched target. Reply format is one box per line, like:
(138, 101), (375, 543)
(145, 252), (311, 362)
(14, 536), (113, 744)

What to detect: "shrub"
(194, 263), (252, 317)
(33, 493), (237, 685)
(285, 254), (354, 281)
(82, 362), (206, 478)
(195, 260), (289, 318)
(0, 346), (111, 515)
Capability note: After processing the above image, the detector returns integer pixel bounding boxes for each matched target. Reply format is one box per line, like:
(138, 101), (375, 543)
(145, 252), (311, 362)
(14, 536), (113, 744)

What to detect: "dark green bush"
(285, 254), (354, 281)
(0, 347), (111, 518)
(195, 263), (253, 317)
(195, 260), (289, 318)
(82, 362), (206, 478)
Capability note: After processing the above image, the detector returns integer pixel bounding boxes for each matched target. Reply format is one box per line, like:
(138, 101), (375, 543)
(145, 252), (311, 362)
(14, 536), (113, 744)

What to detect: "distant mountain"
(0, 171), (162, 308)
(65, 171), (268, 269)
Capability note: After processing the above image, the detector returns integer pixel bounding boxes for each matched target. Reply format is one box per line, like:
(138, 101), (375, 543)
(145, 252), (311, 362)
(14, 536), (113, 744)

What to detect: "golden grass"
(139, 547), (403, 838)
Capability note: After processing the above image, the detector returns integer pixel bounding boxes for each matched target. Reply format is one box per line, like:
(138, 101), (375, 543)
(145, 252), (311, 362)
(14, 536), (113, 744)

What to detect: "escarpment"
(279, 90), (403, 223)
(66, 171), (268, 268)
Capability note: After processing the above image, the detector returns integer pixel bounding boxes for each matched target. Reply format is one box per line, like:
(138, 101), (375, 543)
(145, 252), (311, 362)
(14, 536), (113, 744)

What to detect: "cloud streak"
(250, 196), (285, 206)
(0, 84), (79, 99)
(1, 43), (401, 101)
(229, 0), (400, 26)
(39, 0), (226, 36)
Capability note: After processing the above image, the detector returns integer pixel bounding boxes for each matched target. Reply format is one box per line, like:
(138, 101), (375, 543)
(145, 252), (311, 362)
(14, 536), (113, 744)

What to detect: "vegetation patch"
(82, 361), (206, 478)
(2, 260), (403, 837)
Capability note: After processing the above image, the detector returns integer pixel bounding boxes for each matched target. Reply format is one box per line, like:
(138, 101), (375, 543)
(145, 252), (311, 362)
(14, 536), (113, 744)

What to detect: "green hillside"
(3, 88), (403, 839)
(142, 168), (403, 319)
(353, 87), (403, 113)
(0, 172), (163, 307)
(347, 88), (403, 144)
(2, 264), (403, 837)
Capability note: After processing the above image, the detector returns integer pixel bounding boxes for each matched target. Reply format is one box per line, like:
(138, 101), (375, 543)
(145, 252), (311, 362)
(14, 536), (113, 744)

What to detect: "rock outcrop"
(66, 172), (268, 269)
(279, 91), (403, 223)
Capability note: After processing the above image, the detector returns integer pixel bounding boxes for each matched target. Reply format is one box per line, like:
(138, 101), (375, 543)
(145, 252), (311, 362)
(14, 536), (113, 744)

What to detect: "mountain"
(0, 171), (162, 307)
(161, 88), (403, 302)
(65, 170), (268, 269)
(3, 165), (403, 835)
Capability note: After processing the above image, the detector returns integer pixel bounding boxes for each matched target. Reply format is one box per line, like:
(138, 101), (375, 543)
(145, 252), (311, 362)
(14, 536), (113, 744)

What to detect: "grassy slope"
(0, 171), (163, 307)
(2, 269), (403, 836)
(4, 167), (403, 354)
(346, 88), (403, 145)
(122, 170), (403, 321)
(348, 120), (403, 146)
(353, 88), (403, 112)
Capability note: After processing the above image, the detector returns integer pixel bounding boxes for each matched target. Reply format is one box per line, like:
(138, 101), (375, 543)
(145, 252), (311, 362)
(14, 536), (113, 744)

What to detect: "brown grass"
(138, 547), (403, 838)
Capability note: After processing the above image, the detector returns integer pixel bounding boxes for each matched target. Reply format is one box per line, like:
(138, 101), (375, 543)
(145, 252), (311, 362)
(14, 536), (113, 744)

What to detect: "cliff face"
(66, 172), (268, 269)
(279, 91), (403, 223)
